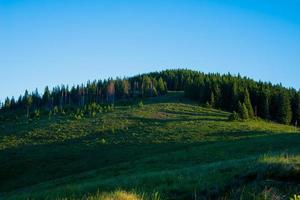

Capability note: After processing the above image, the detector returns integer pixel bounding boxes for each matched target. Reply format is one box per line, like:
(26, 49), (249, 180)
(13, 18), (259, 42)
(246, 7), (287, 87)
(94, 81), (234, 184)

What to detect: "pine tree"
(230, 81), (239, 111)
(214, 85), (221, 108)
(42, 86), (51, 109)
(157, 77), (167, 95)
(141, 76), (153, 97)
(291, 92), (300, 125)
(26, 95), (33, 119)
(237, 101), (249, 120)
(259, 89), (270, 119)
(107, 80), (115, 103)
(10, 97), (16, 109)
(244, 89), (254, 118)
(4, 97), (11, 109)
(122, 79), (130, 98)
(229, 111), (239, 121)
(276, 91), (292, 124)
(210, 92), (215, 108)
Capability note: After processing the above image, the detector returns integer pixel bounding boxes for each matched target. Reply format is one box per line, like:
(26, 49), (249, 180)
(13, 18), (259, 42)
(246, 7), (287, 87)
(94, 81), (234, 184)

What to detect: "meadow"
(1, 92), (300, 200)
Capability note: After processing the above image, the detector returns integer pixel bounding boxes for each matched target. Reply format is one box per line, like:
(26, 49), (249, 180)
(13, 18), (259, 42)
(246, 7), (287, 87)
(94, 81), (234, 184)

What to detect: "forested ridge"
(1, 69), (299, 125)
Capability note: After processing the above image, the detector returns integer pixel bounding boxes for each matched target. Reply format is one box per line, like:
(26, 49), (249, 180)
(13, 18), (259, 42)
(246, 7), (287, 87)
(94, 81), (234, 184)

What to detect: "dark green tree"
(237, 101), (249, 120)
(229, 111), (239, 121)
(230, 81), (239, 111)
(259, 89), (270, 119)
(276, 91), (292, 124)
(244, 89), (254, 118)
(291, 92), (300, 125)
(4, 97), (11, 109)
(42, 86), (51, 108)
(157, 77), (167, 95)
(210, 92), (215, 108)
(26, 95), (33, 118)
(141, 76), (156, 97)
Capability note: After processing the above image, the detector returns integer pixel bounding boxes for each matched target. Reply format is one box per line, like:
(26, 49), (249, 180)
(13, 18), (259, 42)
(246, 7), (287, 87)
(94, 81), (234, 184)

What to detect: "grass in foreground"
(82, 190), (160, 200)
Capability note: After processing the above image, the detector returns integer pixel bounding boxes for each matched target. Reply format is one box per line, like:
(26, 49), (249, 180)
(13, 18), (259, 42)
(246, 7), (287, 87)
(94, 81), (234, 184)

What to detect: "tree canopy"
(1, 69), (299, 126)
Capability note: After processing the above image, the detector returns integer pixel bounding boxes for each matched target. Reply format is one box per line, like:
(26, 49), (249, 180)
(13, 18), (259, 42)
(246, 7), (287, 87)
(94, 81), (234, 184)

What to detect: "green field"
(1, 92), (300, 200)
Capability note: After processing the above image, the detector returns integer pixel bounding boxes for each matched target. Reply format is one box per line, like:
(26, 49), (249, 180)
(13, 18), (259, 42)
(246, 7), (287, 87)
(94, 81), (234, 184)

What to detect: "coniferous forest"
(1, 69), (299, 126)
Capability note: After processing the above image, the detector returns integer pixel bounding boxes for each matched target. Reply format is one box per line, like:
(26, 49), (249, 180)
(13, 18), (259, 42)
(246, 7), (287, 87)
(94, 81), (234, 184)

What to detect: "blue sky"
(1, 0), (300, 101)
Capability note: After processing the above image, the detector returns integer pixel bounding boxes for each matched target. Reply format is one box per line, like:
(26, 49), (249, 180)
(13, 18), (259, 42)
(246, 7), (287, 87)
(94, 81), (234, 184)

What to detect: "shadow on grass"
(160, 109), (229, 118)
(2, 132), (300, 195)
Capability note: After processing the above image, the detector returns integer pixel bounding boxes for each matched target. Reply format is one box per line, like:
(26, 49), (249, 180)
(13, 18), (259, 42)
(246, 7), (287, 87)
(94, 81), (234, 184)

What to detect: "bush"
(291, 194), (300, 200)
(138, 101), (144, 108)
(107, 104), (114, 112)
(74, 108), (84, 120)
(100, 138), (106, 144)
(205, 102), (212, 108)
(238, 101), (249, 120)
(229, 111), (239, 121)
(60, 109), (66, 115)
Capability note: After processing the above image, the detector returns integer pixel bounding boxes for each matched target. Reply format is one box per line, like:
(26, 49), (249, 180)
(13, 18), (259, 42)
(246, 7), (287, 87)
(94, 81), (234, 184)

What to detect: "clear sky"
(1, 0), (300, 101)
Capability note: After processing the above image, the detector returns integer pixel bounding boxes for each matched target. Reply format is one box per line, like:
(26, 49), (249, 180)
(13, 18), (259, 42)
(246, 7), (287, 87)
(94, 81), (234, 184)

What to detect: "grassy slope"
(1, 92), (300, 199)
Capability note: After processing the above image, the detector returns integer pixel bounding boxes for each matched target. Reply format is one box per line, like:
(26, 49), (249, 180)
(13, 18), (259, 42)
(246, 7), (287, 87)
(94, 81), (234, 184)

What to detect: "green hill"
(1, 92), (300, 199)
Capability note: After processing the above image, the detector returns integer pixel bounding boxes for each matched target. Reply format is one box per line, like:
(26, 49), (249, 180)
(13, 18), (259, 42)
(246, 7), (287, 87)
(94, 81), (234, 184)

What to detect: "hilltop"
(1, 92), (300, 199)
(2, 69), (300, 127)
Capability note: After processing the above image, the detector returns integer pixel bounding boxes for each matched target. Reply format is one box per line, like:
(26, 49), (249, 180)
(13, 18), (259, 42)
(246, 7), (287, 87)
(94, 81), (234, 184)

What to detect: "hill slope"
(1, 92), (300, 199)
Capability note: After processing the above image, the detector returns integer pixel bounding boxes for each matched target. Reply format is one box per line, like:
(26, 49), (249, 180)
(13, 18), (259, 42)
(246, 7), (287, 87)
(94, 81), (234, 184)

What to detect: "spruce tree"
(210, 92), (215, 108)
(244, 89), (254, 118)
(122, 79), (130, 98)
(107, 80), (115, 103)
(291, 92), (300, 125)
(259, 89), (270, 119)
(42, 86), (51, 106)
(230, 81), (239, 111)
(214, 85), (221, 108)
(276, 91), (292, 124)
(26, 95), (33, 119)
(10, 97), (16, 109)
(237, 101), (249, 120)
(4, 97), (11, 109)
(157, 77), (167, 95)
(229, 111), (239, 121)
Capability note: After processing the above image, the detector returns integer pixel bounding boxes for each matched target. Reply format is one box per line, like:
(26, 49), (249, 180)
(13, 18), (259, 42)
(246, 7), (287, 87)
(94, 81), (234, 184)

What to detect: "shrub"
(291, 194), (300, 200)
(205, 102), (212, 108)
(108, 104), (114, 112)
(60, 109), (66, 115)
(74, 108), (84, 120)
(238, 101), (249, 120)
(229, 111), (239, 121)
(100, 138), (106, 144)
(138, 101), (144, 108)
(53, 106), (59, 115)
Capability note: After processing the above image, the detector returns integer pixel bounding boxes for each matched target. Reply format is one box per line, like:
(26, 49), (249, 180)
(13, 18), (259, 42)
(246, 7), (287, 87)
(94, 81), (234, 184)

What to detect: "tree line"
(1, 69), (299, 125)
(0, 76), (167, 118)
(148, 69), (299, 125)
